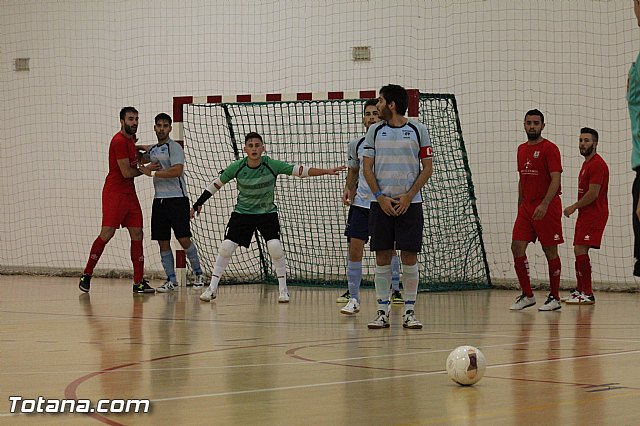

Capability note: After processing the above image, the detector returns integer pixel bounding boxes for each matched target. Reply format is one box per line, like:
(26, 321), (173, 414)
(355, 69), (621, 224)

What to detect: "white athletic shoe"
(156, 281), (178, 293)
(402, 310), (423, 329)
(538, 294), (561, 311)
(192, 274), (204, 288)
(560, 289), (579, 302)
(510, 293), (536, 311)
(278, 289), (290, 303)
(340, 298), (360, 315)
(367, 310), (390, 329)
(199, 287), (217, 302)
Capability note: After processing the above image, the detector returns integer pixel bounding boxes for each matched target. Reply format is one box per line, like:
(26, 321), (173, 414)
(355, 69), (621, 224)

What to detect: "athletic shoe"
(199, 287), (217, 302)
(340, 298), (360, 315)
(156, 280), (178, 293)
(560, 289), (579, 302)
(278, 289), (290, 303)
(565, 292), (595, 305)
(336, 290), (350, 303)
(510, 293), (536, 311)
(538, 294), (561, 311)
(79, 274), (91, 293)
(403, 310), (423, 329)
(634, 260), (640, 277)
(192, 274), (204, 288)
(391, 290), (404, 304)
(133, 279), (155, 294)
(367, 310), (390, 329)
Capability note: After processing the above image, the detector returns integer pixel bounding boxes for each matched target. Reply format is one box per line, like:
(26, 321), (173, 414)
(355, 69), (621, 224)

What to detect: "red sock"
(548, 257), (561, 300)
(84, 236), (107, 275)
(576, 254), (592, 295)
(131, 240), (144, 283)
(514, 256), (533, 297)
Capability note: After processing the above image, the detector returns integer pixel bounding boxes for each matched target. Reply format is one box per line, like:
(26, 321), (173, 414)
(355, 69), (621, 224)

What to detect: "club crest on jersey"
(533, 151), (540, 158)
(403, 130), (412, 138)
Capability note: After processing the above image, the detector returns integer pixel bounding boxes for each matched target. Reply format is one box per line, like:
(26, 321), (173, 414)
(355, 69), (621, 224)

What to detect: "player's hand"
(147, 162), (161, 171)
(327, 165), (347, 175)
(393, 193), (412, 215)
(190, 206), (202, 219)
(378, 195), (398, 216)
(563, 205), (576, 218)
(342, 188), (354, 205)
(532, 203), (548, 220)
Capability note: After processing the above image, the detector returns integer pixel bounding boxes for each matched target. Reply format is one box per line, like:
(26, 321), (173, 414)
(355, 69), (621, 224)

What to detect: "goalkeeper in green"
(192, 131), (346, 303)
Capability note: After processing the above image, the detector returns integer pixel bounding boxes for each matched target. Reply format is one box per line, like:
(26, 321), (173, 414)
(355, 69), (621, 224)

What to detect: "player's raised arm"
(290, 165), (346, 177)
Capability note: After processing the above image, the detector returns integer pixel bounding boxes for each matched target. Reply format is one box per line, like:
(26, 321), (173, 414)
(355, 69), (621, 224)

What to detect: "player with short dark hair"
(362, 84), (433, 329)
(510, 109), (564, 311)
(562, 127), (609, 305)
(339, 99), (402, 315)
(79, 106), (155, 294)
(137, 113), (205, 292)
(192, 132), (346, 303)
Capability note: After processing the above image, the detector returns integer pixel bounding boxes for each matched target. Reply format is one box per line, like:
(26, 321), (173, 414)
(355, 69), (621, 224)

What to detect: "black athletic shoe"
(79, 274), (91, 293)
(634, 260), (640, 277)
(133, 279), (155, 294)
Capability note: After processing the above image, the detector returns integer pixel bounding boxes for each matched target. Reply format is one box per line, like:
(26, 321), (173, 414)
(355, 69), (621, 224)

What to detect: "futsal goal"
(174, 90), (491, 291)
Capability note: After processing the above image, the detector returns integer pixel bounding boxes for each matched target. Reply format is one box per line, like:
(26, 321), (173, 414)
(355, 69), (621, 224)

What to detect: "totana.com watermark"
(8, 396), (151, 414)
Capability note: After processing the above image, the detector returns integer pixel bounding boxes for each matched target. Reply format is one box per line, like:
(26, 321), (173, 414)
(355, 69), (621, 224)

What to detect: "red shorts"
(102, 191), (143, 228)
(512, 197), (564, 246)
(574, 217), (606, 248)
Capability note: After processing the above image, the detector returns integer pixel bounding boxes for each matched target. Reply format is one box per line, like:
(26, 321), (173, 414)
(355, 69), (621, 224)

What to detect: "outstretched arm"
(291, 165), (346, 177)
(117, 157), (143, 178)
(308, 165), (346, 176)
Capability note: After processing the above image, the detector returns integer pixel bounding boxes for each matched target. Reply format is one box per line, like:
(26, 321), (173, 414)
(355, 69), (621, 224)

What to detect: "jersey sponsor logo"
(403, 130), (413, 138)
(520, 159), (538, 176)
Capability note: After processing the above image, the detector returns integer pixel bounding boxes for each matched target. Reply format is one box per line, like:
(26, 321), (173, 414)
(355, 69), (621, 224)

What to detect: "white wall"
(1, 0), (637, 284)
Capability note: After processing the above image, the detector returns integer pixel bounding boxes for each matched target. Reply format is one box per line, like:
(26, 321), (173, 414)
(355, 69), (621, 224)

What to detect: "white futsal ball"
(446, 345), (486, 386)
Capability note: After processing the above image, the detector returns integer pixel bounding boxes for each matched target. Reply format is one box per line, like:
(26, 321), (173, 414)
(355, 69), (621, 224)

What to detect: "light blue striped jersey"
(148, 139), (188, 199)
(362, 119), (432, 203)
(346, 135), (372, 209)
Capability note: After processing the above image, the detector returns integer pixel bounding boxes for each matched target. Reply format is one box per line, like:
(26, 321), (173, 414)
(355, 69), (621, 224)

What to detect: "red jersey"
(576, 153), (609, 228)
(103, 131), (137, 194)
(517, 138), (562, 203)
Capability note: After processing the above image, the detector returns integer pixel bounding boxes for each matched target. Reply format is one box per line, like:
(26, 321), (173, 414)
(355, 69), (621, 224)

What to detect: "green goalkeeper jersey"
(220, 155), (295, 215)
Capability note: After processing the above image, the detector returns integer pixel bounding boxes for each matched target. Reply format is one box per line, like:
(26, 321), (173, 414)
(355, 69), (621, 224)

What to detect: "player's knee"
(266, 239), (285, 260)
(218, 239), (238, 258)
(177, 237), (192, 249)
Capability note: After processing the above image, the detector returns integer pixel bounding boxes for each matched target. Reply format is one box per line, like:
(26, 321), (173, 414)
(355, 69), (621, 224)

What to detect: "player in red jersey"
(510, 109), (564, 311)
(78, 107), (156, 294)
(562, 128), (609, 305)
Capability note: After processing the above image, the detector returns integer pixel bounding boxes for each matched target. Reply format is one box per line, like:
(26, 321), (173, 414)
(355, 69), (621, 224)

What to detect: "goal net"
(178, 91), (491, 291)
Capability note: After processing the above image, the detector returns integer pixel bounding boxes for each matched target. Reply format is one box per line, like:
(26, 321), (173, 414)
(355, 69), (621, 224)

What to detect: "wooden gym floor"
(2, 275), (640, 425)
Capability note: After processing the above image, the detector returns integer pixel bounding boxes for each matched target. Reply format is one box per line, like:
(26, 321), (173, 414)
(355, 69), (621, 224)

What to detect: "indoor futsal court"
(2, 275), (640, 425)
(5, 1), (640, 425)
